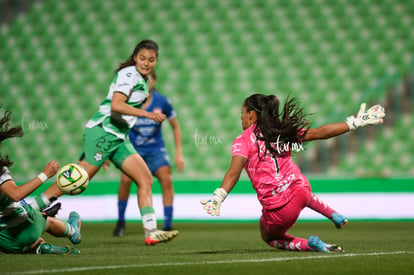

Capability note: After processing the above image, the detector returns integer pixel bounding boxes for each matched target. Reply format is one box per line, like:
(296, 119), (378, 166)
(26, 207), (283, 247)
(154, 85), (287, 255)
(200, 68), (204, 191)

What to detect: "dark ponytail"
(0, 105), (24, 174)
(244, 94), (311, 159)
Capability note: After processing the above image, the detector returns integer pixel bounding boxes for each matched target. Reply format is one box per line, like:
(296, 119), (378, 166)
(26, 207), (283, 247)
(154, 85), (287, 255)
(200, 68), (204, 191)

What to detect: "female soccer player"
(31, 40), (178, 245)
(201, 94), (385, 252)
(0, 106), (81, 254)
(113, 71), (184, 236)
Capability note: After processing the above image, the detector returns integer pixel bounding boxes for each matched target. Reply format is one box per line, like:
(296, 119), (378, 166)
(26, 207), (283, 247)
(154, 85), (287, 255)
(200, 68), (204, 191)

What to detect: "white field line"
(7, 251), (413, 275)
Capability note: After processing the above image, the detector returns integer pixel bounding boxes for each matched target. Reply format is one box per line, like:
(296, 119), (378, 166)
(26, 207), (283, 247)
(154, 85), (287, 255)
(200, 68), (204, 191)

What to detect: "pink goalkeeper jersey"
(232, 124), (310, 210)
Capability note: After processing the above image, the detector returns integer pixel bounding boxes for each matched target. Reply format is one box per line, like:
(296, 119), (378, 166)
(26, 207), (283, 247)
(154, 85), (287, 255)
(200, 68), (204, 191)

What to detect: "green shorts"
(0, 205), (46, 253)
(79, 126), (137, 169)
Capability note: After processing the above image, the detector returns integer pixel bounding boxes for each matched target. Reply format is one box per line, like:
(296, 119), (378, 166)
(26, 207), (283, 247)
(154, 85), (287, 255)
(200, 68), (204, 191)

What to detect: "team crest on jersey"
(94, 151), (103, 162)
(153, 108), (162, 114)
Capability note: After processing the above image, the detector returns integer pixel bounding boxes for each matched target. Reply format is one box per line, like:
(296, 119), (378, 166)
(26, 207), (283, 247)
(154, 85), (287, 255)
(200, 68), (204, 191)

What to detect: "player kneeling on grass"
(201, 94), (385, 252)
(0, 107), (81, 255)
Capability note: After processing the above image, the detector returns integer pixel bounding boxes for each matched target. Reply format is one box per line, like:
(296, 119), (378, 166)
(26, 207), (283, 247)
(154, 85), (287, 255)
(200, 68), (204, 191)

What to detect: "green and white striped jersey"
(0, 167), (29, 229)
(86, 66), (149, 139)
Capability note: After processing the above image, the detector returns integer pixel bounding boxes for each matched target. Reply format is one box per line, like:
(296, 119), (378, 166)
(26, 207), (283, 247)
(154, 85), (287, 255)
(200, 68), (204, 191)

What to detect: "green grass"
(1, 221), (413, 275)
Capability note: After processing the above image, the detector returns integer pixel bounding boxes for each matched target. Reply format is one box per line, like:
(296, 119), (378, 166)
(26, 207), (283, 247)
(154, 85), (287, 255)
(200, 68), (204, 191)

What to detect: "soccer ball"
(56, 163), (89, 195)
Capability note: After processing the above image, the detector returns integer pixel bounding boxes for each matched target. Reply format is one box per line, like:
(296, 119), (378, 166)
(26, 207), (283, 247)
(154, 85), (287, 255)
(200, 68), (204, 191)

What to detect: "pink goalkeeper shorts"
(260, 186), (312, 237)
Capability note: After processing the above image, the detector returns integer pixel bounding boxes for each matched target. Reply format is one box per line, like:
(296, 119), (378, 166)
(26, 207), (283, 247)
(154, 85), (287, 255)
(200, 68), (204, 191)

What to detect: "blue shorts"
(136, 147), (170, 175)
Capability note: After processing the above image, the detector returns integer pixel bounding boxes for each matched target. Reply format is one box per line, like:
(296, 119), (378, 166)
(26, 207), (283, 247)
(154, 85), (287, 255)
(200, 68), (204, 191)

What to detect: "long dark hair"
(116, 39), (159, 73)
(244, 94), (311, 158)
(0, 105), (24, 174)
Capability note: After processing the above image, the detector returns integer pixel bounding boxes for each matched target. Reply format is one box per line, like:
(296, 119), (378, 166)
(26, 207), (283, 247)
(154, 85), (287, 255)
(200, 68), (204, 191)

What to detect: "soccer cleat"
(308, 235), (344, 253)
(145, 229), (179, 245)
(113, 220), (126, 237)
(36, 243), (80, 255)
(68, 211), (82, 245)
(42, 202), (62, 217)
(332, 212), (348, 229)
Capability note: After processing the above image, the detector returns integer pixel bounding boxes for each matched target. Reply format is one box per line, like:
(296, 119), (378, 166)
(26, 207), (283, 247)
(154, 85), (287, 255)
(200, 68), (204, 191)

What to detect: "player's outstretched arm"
(200, 155), (247, 216)
(304, 103), (385, 142)
(0, 161), (59, 202)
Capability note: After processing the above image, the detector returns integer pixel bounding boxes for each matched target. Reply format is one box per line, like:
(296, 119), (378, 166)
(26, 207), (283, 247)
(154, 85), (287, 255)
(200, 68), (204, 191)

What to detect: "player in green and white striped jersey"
(85, 64), (151, 139)
(31, 40), (178, 245)
(0, 107), (81, 254)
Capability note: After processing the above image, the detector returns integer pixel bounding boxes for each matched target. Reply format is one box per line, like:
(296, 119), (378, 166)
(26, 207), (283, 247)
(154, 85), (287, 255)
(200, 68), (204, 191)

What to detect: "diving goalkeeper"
(201, 94), (385, 252)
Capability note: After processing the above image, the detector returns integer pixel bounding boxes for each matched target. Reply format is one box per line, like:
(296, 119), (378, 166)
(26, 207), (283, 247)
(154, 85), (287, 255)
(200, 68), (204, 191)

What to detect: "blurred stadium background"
(1, 0), (413, 220)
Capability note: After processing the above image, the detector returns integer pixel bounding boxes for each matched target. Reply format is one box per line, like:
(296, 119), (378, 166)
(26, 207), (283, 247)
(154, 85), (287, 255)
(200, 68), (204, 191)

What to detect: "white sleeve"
(113, 69), (137, 97)
(0, 167), (12, 185)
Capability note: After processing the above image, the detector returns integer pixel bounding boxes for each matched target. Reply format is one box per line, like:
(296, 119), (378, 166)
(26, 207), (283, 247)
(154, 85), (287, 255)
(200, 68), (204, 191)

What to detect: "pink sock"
(307, 193), (337, 220)
(269, 234), (313, 251)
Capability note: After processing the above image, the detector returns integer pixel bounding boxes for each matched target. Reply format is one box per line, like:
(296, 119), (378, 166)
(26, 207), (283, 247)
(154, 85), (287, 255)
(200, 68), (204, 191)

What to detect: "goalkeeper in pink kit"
(201, 94), (385, 252)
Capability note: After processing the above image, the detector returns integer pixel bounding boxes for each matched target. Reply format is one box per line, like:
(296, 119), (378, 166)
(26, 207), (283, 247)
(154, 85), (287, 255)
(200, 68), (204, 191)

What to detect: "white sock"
(64, 222), (75, 237)
(31, 193), (51, 210)
(142, 213), (157, 237)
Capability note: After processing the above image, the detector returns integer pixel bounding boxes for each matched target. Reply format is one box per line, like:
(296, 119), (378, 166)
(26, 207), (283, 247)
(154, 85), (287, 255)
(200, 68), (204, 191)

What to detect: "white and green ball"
(56, 163), (89, 195)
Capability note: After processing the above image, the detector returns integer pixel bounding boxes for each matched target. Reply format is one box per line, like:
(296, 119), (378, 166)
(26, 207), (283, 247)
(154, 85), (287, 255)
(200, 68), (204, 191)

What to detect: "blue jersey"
(129, 90), (176, 153)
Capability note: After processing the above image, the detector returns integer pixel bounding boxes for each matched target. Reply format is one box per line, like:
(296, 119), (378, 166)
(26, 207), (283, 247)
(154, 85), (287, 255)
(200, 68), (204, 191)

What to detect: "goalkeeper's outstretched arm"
(303, 103), (385, 142)
(304, 122), (349, 141)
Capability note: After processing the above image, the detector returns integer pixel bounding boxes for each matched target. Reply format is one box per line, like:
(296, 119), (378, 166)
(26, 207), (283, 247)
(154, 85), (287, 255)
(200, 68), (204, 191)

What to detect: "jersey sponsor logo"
(137, 126), (156, 136)
(271, 173), (295, 196)
(136, 118), (158, 126)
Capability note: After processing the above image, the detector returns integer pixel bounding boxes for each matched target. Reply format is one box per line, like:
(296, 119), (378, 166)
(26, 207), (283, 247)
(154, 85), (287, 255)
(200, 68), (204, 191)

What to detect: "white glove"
(200, 188), (228, 216)
(346, 103), (385, 131)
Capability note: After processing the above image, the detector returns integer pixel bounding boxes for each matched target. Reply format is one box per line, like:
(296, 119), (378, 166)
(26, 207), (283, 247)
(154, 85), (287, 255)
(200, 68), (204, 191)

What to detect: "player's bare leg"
(121, 154), (153, 209)
(121, 154), (179, 244)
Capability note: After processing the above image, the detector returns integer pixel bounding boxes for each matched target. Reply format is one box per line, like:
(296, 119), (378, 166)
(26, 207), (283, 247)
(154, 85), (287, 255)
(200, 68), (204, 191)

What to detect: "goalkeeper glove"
(200, 188), (228, 216)
(345, 103), (385, 131)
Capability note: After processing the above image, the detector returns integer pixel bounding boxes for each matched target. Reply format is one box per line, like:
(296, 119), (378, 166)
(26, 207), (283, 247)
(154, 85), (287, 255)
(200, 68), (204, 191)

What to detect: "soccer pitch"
(1, 221), (413, 275)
